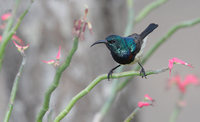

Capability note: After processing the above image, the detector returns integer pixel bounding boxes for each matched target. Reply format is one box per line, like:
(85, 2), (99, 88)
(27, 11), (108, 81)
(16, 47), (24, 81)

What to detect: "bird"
(91, 23), (158, 80)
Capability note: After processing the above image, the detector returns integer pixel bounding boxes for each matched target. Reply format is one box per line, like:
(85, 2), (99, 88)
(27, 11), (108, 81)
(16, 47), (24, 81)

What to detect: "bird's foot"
(107, 64), (121, 81)
(140, 67), (147, 78)
(107, 70), (113, 81)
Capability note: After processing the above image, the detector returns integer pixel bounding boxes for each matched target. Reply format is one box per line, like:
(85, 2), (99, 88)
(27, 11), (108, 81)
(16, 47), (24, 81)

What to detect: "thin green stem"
(0, 1), (32, 71)
(2, 0), (20, 36)
(3, 54), (26, 122)
(169, 94), (184, 122)
(99, 79), (119, 117)
(54, 67), (168, 122)
(124, 107), (140, 122)
(95, 0), (135, 120)
(116, 17), (200, 92)
(124, 0), (134, 36)
(36, 37), (79, 122)
(134, 0), (168, 24)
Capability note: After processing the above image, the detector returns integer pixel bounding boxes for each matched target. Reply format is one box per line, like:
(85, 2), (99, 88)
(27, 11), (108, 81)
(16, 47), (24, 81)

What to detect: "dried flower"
(72, 5), (93, 40)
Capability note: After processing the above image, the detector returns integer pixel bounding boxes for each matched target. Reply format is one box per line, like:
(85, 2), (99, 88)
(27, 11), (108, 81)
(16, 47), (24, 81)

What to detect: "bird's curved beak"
(90, 40), (107, 47)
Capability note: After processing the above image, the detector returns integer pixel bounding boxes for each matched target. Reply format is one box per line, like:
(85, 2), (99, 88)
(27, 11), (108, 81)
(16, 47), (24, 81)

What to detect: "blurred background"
(0, 0), (200, 122)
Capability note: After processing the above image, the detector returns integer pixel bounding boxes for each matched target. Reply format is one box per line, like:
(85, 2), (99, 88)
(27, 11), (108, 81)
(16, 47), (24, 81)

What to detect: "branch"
(3, 55), (26, 122)
(124, 107), (140, 122)
(94, 0), (169, 121)
(54, 67), (168, 122)
(0, 1), (33, 71)
(117, 17), (200, 92)
(36, 37), (79, 122)
(134, 0), (168, 24)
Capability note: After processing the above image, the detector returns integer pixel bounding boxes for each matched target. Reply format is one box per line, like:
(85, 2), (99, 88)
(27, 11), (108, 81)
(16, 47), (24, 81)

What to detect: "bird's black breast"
(110, 51), (136, 64)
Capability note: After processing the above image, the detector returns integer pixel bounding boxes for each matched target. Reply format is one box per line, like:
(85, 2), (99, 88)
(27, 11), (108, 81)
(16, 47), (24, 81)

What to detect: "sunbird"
(91, 23), (158, 80)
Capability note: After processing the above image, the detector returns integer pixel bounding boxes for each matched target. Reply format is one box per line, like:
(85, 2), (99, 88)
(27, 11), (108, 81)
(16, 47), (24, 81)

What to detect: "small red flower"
(12, 35), (23, 44)
(144, 94), (154, 101)
(43, 46), (61, 67)
(168, 58), (192, 74)
(137, 94), (154, 108)
(42, 60), (55, 65)
(13, 40), (29, 53)
(1, 13), (11, 21)
(168, 74), (199, 93)
(0, 35), (2, 42)
(138, 102), (152, 108)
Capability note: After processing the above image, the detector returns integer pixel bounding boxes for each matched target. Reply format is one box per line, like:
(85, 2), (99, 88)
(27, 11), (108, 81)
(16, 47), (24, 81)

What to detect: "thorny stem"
(36, 37), (79, 122)
(3, 54), (26, 122)
(54, 68), (168, 122)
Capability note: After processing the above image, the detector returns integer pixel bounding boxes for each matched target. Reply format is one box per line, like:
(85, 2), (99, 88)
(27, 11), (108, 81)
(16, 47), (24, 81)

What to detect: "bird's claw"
(107, 71), (113, 81)
(140, 67), (147, 78)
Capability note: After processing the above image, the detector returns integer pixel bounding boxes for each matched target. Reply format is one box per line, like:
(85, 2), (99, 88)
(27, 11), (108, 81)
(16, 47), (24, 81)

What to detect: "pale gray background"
(0, 0), (199, 122)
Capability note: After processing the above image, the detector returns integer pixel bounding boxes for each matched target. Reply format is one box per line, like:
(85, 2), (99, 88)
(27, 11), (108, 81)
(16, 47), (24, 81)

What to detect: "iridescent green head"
(91, 35), (137, 64)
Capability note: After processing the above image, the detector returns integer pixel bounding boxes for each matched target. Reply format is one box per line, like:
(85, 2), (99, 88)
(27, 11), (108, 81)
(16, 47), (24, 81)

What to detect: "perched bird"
(91, 23), (158, 80)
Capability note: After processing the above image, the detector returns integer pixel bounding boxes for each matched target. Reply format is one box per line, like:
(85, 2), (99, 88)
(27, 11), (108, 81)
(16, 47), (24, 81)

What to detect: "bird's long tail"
(139, 23), (158, 40)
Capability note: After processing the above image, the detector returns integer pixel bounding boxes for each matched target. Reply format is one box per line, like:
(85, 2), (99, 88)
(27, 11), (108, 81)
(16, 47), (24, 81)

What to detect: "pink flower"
(42, 60), (55, 65)
(13, 40), (29, 53)
(138, 102), (152, 108)
(138, 94), (154, 108)
(12, 35), (23, 44)
(43, 46), (61, 67)
(1, 13), (11, 21)
(168, 74), (199, 93)
(168, 58), (192, 74)
(144, 94), (153, 101)
(0, 35), (2, 42)
(56, 46), (61, 60)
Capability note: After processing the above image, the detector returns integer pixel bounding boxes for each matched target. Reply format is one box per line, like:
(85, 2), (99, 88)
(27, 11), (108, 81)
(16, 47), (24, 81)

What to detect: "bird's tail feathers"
(140, 23), (158, 40)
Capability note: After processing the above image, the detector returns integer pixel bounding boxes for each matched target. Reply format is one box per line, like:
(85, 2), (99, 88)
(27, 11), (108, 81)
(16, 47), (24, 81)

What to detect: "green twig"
(94, 0), (134, 121)
(116, 17), (200, 92)
(36, 37), (79, 122)
(124, 0), (134, 36)
(134, 0), (168, 24)
(54, 67), (168, 122)
(3, 54), (26, 122)
(169, 94), (184, 122)
(124, 107), (140, 122)
(0, 1), (32, 71)
(95, 0), (169, 120)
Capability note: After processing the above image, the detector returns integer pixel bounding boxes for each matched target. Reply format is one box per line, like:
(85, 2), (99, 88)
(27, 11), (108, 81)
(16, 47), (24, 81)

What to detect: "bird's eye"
(109, 40), (116, 44)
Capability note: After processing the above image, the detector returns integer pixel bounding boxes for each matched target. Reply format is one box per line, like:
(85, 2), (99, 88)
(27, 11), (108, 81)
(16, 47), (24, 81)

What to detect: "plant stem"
(3, 54), (26, 122)
(169, 94), (184, 122)
(94, 0), (169, 121)
(36, 37), (79, 122)
(134, 0), (168, 24)
(116, 17), (200, 92)
(54, 67), (168, 122)
(0, 1), (32, 71)
(124, 107), (140, 122)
